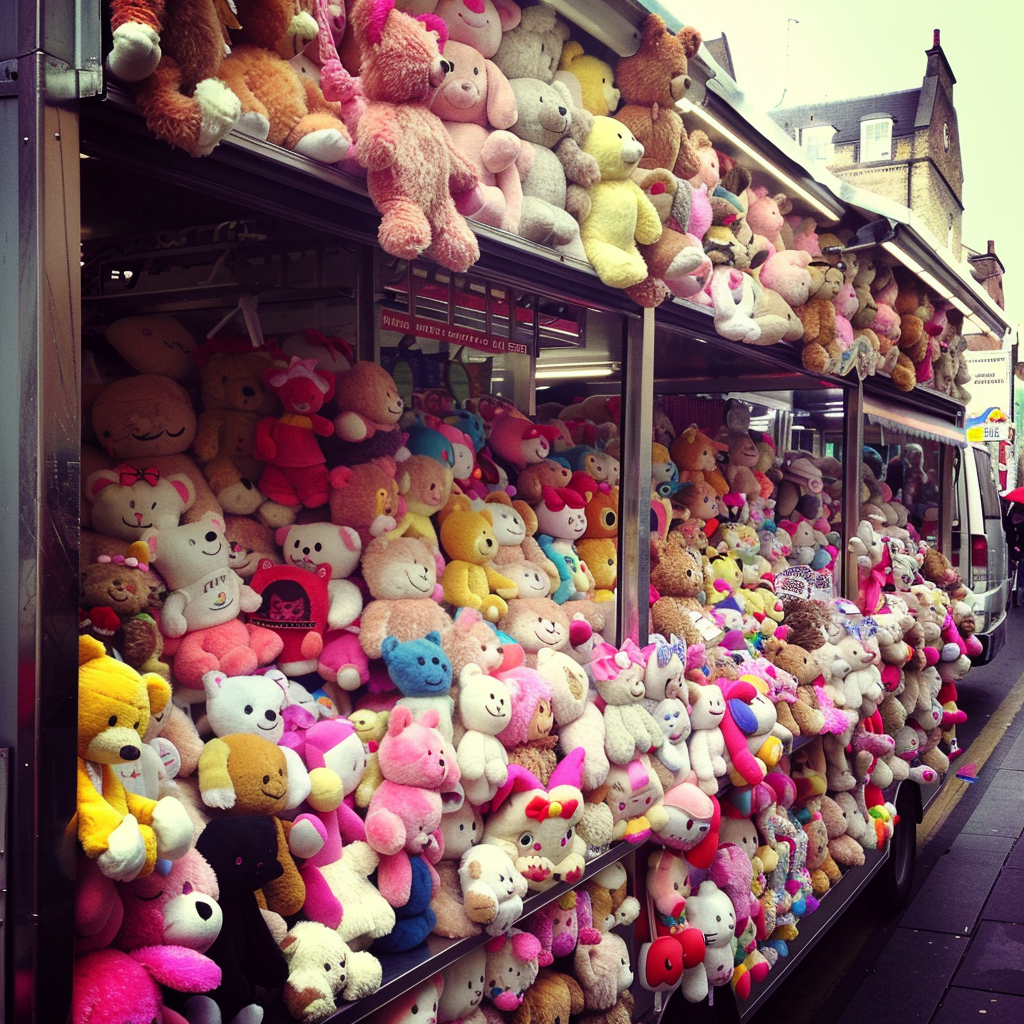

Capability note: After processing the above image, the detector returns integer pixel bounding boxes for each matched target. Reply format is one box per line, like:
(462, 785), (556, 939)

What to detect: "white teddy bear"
(456, 664), (512, 806)
(459, 843), (529, 936)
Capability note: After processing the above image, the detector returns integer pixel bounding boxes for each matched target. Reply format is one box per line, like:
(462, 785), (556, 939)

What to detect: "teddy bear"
(83, 462), (197, 564)
(192, 342), (296, 527)
(83, 373), (222, 533)
(440, 607), (508, 681)
(505, 76), (598, 255)
(76, 635), (194, 882)
(455, 663), (512, 805)
(429, 800), (485, 940)
(429, 38), (523, 233)
(588, 640), (663, 766)
(253, 355), (336, 510)
(224, 514), (280, 580)
(579, 115), (664, 291)
(215, 0), (352, 163)
(480, 928), (542, 1012)
(105, 0), (243, 157)
(349, 0), (483, 273)
(328, 459), (403, 550)
(71, 945), (221, 1024)
(387, 454), (454, 548)
(358, 535), (455, 659)
(510, 968), (586, 1024)
(482, 748), (587, 892)
(275, 520), (369, 697)
(192, 815), (291, 1023)
(364, 706), (461, 951)
(497, 597), (590, 668)
(573, 931), (634, 1012)
(556, 39), (620, 116)
(459, 842), (529, 936)
(485, 491), (560, 587)
(382, 631), (456, 741)
(280, 920), (383, 1022)
(197, 665), (290, 743)
(649, 532), (718, 648)
(328, 358), (408, 461)
(613, 14), (702, 180)
(143, 515), (283, 693)
(80, 544), (167, 677)
(198, 732), (330, 917)
(440, 506), (519, 621)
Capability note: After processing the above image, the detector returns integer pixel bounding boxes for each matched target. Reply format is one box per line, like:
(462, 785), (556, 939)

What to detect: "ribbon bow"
(117, 464), (160, 487)
(524, 795), (579, 822)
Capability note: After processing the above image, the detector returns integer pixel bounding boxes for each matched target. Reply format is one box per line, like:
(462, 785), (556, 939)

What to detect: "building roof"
(702, 35), (736, 82)
(768, 89), (922, 144)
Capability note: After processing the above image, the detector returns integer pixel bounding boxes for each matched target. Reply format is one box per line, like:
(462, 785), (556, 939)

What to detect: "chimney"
(933, 28), (940, 47)
(925, 27), (956, 88)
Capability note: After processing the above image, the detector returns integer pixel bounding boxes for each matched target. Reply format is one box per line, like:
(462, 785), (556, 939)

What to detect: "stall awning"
(863, 395), (967, 448)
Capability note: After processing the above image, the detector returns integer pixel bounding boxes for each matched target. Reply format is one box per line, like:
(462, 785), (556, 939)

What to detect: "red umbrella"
(1002, 487), (1024, 504)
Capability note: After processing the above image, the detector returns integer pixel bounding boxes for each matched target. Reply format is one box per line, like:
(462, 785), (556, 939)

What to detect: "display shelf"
(262, 839), (644, 1024)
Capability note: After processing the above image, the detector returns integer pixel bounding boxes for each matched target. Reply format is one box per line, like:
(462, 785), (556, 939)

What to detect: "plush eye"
(244, 704), (253, 716)
(263, 775), (271, 784)
(418, 657), (426, 666)
(108, 715), (118, 727)
(519, 833), (533, 847)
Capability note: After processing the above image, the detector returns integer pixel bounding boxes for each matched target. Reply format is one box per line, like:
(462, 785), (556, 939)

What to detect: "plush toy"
(193, 815), (291, 1022)
(388, 454), (454, 548)
(280, 920), (383, 1022)
(364, 706), (461, 950)
(649, 532), (717, 648)
(482, 748), (587, 891)
(442, 607), (509, 680)
(382, 630), (456, 741)
(430, 39), (523, 232)
(217, 0), (352, 163)
(680, 879), (736, 1002)
(486, 492), (560, 590)
(191, 344), (295, 526)
(557, 39), (619, 116)
(330, 359), (408, 464)
(440, 506), (519, 620)
(588, 640), (663, 764)
(532, 484), (590, 604)
(84, 463), (196, 555)
(198, 666), (290, 744)
(509, 967), (585, 1024)
(76, 635), (193, 881)
(106, 0), (242, 157)
(328, 460), (402, 549)
(459, 842), (529, 936)
(579, 115), (664, 290)
(359, 535), (455, 659)
(84, 373), (222, 532)
(80, 544), (167, 676)
(573, 931), (633, 1012)
(103, 313), (199, 381)
(198, 732), (329, 917)
(71, 945), (221, 1024)
(505, 76), (597, 255)
(253, 356), (336, 510)
(497, 597), (587, 668)
(224, 514), (281, 580)
(430, 800), (485, 939)
(349, 0), (482, 272)
(144, 515), (283, 691)
(437, 945), (486, 1024)
(456, 663), (512, 804)
(482, 928), (542, 1012)
(495, 665), (558, 784)
(613, 14), (701, 179)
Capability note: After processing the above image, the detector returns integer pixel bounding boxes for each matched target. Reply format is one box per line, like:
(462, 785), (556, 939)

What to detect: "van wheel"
(873, 786), (916, 912)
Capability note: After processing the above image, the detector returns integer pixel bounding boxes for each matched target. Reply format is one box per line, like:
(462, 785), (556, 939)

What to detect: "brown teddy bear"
(80, 542), (167, 677)
(217, 0), (352, 164)
(761, 636), (827, 736)
(649, 531), (719, 648)
(612, 14), (702, 181)
(514, 459), (573, 504)
(330, 360), (408, 467)
(328, 460), (402, 549)
(778, 597), (831, 651)
(106, 0), (243, 157)
(497, 597), (580, 668)
(224, 515), (281, 580)
(793, 264), (843, 374)
(197, 732), (328, 917)
(514, 969), (586, 1024)
(387, 454), (454, 548)
(192, 344), (295, 528)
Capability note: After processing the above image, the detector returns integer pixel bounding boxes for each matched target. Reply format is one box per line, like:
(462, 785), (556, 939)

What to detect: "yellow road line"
(918, 665), (1024, 848)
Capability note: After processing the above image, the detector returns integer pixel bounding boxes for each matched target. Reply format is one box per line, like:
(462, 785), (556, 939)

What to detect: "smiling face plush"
(381, 631), (454, 698)
(86, 466), (197, 541)
(92, 375), (198, 459)
(276, 522), (362, 580)
(498, 598), (572, 667)
(201, 667), (291, 741)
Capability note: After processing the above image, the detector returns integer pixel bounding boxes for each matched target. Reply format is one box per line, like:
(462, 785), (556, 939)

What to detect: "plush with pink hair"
(483, 929), (542, 1011)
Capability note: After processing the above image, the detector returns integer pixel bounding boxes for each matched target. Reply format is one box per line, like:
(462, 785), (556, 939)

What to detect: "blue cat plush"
(380, 630), (455, 742)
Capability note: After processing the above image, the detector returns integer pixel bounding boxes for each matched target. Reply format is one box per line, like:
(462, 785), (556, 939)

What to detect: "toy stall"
(0, 2), (1011, 1024)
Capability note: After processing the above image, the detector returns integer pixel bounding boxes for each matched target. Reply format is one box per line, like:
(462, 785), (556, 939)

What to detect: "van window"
(975, 448), (1002, 519)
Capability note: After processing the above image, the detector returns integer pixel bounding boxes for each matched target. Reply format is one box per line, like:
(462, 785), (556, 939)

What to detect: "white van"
(950, 443), (1008, 663)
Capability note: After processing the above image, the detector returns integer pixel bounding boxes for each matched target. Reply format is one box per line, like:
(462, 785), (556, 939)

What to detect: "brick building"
(768, 30), (964, 256)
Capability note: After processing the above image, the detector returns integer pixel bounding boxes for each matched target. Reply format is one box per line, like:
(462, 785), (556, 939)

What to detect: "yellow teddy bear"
(579, 115), (663, 290)
(439, 508), (519, 622)
(75, 634), (193, 881)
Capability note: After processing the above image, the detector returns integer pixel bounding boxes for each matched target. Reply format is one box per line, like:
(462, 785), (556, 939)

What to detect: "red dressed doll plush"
(255, 357), (336, 509)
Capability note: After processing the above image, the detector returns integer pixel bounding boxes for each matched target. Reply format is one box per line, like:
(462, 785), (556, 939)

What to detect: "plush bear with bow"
(350, 0), (483, 272)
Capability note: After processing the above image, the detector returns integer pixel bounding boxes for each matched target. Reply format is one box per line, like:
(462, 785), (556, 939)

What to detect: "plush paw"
(516, 856), (552, 883)
(201, 785), (236, 811)
(96, 813), (147, 882)
(107, 23), (161, 82)
(194, 78), (243, 157)
(293, 128), (351, 164)
(289, 816), (327, 859)
(151, 795), (193, 861)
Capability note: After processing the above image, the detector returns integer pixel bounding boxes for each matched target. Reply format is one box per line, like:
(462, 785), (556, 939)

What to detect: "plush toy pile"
(74, 289), (978, 1021)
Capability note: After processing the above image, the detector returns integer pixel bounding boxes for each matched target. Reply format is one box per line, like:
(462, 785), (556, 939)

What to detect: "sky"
(661, 0), (1024, 340)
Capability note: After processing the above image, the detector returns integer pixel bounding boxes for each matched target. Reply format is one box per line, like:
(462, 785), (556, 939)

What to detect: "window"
(948, 212), (954, 250)
(799, 124), (835, 166)
(860, 117), (892, 161)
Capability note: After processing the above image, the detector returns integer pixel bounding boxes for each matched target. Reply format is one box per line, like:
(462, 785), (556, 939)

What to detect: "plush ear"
(281, 745), (313, 809)
(86, 469), (120, 499)
(494, 0), (522, 32)
(468, 859), (482, 880)
(388, 704), (414, 735)
(420, 708), (440, 730)
(274, 526), (291, 548)
(338, 526), (360, 552)
(425, 630), (443, 647)
(381, 636), (399, 660)
(166, 473), (196, 510)
(265, 668), (290, 699)
(484, 58), (517, 130)
(551, 78), (574, 111)
(144, 674), (172, 718)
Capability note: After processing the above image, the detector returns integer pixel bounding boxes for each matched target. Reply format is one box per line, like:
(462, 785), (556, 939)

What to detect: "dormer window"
(860, 115), (893, 162)
(800, 124), (835, 166)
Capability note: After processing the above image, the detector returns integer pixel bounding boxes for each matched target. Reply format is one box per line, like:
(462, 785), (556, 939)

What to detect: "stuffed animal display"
(80, 2), (985, 1022)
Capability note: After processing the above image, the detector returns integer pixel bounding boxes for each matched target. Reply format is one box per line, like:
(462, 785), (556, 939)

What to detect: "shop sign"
(380, 308), (531, 356)
(964, 349), (1014, 442)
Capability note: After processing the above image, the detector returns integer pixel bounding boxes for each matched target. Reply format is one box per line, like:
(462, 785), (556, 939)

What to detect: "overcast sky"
(662, 1), (1024, 339)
